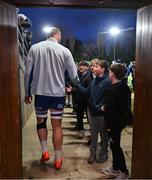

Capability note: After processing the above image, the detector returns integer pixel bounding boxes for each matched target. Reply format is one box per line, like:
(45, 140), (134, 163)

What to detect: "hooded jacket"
(104, 81), (132, 129)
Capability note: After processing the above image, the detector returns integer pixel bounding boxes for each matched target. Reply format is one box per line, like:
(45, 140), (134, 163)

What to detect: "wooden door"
(132, 4), (152, 178)
(0, 2), (22, 178)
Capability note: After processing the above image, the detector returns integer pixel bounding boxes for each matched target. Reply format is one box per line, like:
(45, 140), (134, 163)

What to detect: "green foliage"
(73, 39), (84, 62)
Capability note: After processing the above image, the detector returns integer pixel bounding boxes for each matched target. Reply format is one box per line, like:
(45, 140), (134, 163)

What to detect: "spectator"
(102, 63), (132, 179)
(24, 30), (32, 49)
(74, 60), (93, 138)
(76, 60), (110, 164)
(129, 61), (135, 91)
(90, 58), (99, 79)
(18, 13), (32, 28)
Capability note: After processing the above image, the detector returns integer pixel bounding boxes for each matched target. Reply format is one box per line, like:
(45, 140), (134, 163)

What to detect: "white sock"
(40, 140), (48, 153)
(55, 150), (62, 160)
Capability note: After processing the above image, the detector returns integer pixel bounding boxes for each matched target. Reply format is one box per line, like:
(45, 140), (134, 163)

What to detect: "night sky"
(20, 7), (137, 44)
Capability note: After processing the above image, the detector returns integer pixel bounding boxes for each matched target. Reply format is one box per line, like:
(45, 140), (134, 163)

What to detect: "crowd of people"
(24, 26), (133, 179)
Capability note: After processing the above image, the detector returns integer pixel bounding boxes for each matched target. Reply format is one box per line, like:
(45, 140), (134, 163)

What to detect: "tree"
(73, 38), (84, 62)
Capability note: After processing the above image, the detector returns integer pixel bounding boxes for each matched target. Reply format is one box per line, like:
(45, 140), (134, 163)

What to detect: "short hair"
(78, 60), (89, 67)
(47, 27), (61, 38)
(90, 58), (99, 65)
(110, 63), (127, 80)
(96, 60), (109, 74)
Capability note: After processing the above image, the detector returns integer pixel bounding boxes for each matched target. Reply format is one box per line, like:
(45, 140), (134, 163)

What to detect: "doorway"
(0, 1), (152, 179)
(20, 6), (135, 179)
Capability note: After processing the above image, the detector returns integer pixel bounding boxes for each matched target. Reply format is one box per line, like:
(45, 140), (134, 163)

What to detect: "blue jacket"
(77, 74), (111, 116)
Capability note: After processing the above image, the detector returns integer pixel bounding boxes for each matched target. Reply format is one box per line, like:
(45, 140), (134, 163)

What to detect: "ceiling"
(3, 0), (152, 9)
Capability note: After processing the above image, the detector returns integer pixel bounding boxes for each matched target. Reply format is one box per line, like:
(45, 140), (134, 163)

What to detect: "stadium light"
(109, 27), (120, 60)
(43, 26), (52, 33)
(109, 27), (120, 36)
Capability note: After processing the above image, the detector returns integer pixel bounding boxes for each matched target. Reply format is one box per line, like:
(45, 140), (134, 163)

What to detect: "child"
(102, 63), (132, 179)
(77, 60), (111, 164)
(73, 61), (93, 138)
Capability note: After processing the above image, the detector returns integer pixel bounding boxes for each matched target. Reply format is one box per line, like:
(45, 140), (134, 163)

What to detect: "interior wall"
(0, 2), (22, 178)
(132, 4), (152, 178)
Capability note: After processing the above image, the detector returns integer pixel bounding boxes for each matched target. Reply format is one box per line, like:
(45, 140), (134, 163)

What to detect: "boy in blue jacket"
(76, 60), (111, 164)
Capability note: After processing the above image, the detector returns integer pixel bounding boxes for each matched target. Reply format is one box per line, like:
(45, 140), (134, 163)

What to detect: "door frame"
(0, 2), (152, 178)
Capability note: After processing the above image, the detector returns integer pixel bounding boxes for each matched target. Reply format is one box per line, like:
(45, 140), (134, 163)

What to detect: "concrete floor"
(22, 108), (132, 179)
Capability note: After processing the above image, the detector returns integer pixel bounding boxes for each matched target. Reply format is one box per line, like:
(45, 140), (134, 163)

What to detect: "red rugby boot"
(54, 158), (63, 170)
(40, 151), (50, 163)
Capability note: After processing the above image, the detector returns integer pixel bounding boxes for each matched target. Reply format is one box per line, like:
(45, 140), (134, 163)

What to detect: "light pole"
(98, 27), (134, 61)
(113, 35), (116, 61)
(109, 27), (120, 61)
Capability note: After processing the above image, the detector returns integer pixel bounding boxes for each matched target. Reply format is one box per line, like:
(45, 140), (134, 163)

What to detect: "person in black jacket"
(74, 61), (93, 138)
(102, 63), (132, 179)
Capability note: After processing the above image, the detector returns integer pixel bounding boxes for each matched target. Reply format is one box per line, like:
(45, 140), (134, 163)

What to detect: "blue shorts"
(35, 95), (65, 119)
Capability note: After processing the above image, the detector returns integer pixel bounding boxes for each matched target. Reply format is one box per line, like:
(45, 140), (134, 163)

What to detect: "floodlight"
(109, 27), (120, 36)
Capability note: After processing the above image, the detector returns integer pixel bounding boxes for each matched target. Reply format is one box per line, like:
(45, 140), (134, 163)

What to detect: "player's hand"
(24, 96), (32, 104)
(66, 85), (72, 93)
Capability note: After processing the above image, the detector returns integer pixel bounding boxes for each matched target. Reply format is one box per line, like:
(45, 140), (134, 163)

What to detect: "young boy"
(77, 60), (111, 164)
(73, 61), (92, 138)
(101, 63), (132, 179)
